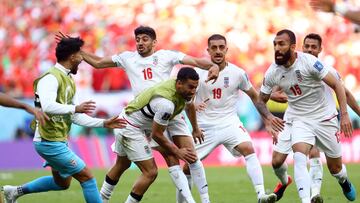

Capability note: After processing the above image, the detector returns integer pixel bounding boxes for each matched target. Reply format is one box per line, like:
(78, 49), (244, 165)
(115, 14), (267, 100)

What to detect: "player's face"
(207, 39), (228, 65)
(273, 34), (293, 65)
(69, 51), (83, 74)
(177, 79), (199, 101)
(302, 38), (321, 57)
(135, 34), (156, 57)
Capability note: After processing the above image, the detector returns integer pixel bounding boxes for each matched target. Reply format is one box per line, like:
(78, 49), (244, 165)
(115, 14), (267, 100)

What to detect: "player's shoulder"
(155, 49), (180, 55)
(227, 62), (246, 73)
(118, 50), (137, 58)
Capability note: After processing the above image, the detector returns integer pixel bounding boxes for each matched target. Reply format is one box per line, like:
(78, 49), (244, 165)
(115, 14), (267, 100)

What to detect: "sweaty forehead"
(136, 34), (151, 39)
(304, 38), (320, 46)
(209, 39), (226, 46)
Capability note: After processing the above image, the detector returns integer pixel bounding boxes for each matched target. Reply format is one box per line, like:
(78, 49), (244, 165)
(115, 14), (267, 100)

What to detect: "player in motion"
(177, 34), (283, 203)
(58, 26), (219, 203)
(270, 33), (360, 203)
(259, 29), (356, 203)
(2, 37), (126, 203)
(110, 67), (203, 203)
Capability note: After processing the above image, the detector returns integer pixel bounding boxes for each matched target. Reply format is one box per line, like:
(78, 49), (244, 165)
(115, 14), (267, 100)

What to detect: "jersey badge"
(224, 77), (229, 88)
(313, 61), (324, 72)
(153, 56), (158, 65)
(295, 70), (303, 83)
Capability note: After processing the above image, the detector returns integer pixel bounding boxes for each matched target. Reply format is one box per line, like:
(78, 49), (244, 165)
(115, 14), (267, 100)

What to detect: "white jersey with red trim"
(261, 52), (337, 122)
(112, 49), (185, 96)
(195, 62), (252, 127)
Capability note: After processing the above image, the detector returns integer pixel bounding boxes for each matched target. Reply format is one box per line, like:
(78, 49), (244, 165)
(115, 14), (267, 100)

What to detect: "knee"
(144, 168), (158, 182)
(328, 162), (342, 174)
(55, 179), (71, 190)
(272, 154), (286, 169)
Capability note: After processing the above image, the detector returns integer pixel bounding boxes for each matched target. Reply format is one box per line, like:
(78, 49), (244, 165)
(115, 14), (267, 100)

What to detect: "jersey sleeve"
(150, 97), (175, 126)
(260, 66), (275, 95)
(328, 66), (342, 81)
(111, 51), (130, 69)
(238, 71), (252, 91)
(306, 55), (329, 80)
(163, 50), (186, 66)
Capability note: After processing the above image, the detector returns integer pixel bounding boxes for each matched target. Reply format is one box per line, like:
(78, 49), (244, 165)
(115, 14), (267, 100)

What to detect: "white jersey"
(195, 63), (252, 127)
(124, 97), (175, 130)
(112, 49), (186, 96)
(261, 52), (337, 122)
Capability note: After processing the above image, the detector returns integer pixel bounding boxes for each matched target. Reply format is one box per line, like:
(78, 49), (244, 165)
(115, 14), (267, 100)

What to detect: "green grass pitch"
(1, 164), (359, 202)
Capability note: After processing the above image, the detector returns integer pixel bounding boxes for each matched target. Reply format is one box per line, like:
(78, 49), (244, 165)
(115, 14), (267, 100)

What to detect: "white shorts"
(196, 122), (252, 160)
(149, 113), (192, 148)
(113, 124), (153, 162)
(273, 116), (341, 158)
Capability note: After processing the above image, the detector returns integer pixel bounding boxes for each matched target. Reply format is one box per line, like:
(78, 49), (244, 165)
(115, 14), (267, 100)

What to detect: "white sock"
(273, 162), (289, 185)
(294, 152), (311, 200)
(176, 174), (193, 203)
(332, 164), (348, 184)
(309, 158), (323, 197)
(169, 165), (195, 203)
(125, 194), (139, 203)
(245, 153), (265, 198)
(100, 180), (115, 200)
(189, 160), (210, 203)
(301, 197), (311, 203)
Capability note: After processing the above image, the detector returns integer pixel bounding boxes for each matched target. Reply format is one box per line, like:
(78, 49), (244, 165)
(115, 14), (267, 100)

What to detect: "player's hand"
(104, 115), (127, 129)
(340, 113), (353, 138)
(195, 98), (209, 112)
(192, 127), (204, 144)
(270, 90), (288, 103)
(27, 106), (49, 126)
(310, 0), (335, 13)
(75, 100), (96, 114)
(205, 64), (220, 84)
(264, 115), (284, 144)
(176, 148), (197, 163)
(55, 31), (70, 43)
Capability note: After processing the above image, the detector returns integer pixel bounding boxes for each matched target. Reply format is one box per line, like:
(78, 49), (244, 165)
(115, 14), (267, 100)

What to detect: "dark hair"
(176, 67), (199, 82)
(134, 26), (156, 40)
(208, 34), (227, 46)
(276, 29), (296, 45)
(56, 37), (84, 62)
(304, 33), (322, 47)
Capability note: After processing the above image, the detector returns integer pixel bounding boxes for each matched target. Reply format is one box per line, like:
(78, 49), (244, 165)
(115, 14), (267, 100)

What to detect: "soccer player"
(58, 26), (218, 202)
(178, 34), (283, 203)
(0, 93), (49, 126)
(310, 0), (360, 25)
(260, 29), (356, 203)
(111, 67), (201, 203)
(2, 37), (127, 203)
(270, 33), (360, 203)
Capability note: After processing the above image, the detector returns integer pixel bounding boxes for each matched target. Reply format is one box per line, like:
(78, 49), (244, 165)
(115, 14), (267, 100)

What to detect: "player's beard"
(275, 48), (291, 65)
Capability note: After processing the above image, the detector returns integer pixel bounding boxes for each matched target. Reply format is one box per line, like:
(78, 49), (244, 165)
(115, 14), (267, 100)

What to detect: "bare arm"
(345, 87), (360, 117)
(151, 122), (197, 162)
(80, 50), (116, 69)
(270, 86), (288, 103)
(322, 72), (353, 137)
(244, 88), (285, 140)
(185, 102), (204, 144)
(181, 55), (219, 83)
(0, 93), (49, 125)
(310, 0), (360, 24)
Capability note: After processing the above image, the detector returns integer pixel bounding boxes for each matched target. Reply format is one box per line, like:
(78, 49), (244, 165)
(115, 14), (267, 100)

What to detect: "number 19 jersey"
(195, 63), (252, 127)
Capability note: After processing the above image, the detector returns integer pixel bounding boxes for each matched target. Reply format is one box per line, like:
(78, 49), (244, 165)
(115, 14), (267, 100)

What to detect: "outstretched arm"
(310, 0), (360, 24)
(181, 56), (219, 83)
(80, 50), (116, 69)
(0, 93), (49, 125)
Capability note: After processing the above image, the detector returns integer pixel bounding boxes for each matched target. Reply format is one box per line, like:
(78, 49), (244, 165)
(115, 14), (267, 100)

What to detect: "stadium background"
(0, 0), (360, 202)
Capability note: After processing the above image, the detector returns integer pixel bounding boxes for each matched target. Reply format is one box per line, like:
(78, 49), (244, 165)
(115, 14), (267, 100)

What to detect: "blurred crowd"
(1, 0), (359, 98)
(1, 0), (360, 139)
